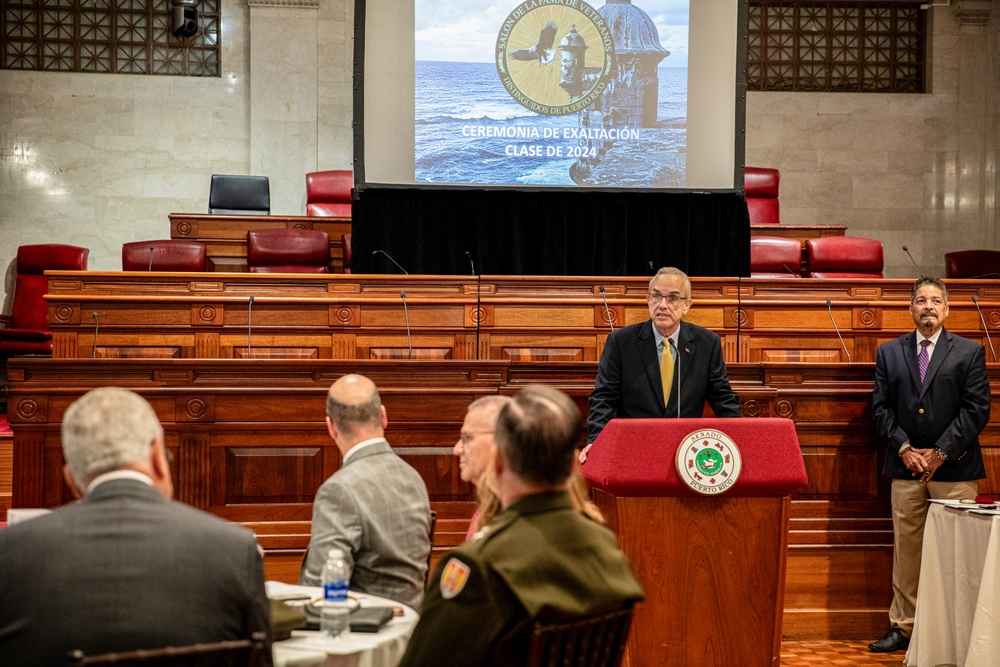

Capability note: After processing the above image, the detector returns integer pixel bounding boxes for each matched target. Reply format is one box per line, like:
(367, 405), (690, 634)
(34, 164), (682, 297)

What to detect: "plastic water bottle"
(321, 548), (351, 639)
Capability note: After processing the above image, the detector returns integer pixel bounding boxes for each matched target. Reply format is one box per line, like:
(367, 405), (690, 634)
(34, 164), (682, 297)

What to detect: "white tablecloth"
(906, 502), (1000, 667)
(267, 582), (418, 667)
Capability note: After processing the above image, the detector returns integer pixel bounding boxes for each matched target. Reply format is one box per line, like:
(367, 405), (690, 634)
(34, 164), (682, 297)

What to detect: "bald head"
(326, 374), (385, 448)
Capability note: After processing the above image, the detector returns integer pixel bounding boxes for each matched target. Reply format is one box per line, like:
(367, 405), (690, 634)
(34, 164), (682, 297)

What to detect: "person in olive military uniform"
(397, 385), (644, 667)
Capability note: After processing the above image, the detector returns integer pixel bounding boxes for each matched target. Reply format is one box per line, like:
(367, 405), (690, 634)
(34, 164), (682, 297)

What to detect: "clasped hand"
(901, 447), (943, 483)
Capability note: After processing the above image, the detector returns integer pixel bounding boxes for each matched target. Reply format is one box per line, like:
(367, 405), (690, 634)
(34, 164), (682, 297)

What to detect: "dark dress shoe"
(869, 626), (910, 652)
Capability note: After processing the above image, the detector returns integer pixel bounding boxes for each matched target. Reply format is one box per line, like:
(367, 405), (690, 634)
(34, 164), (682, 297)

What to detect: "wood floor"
(780, 641), (907, 666)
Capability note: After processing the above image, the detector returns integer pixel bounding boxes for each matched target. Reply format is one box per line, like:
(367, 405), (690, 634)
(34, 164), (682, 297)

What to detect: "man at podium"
(582, 267), (740, 461)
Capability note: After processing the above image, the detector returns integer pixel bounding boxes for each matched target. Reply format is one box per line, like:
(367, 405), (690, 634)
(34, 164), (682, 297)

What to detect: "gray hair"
(326, 385), (382, 434)
(467, 395), (513, 415)
(61, 387), (164, 488)
(649, 267), (691, 298)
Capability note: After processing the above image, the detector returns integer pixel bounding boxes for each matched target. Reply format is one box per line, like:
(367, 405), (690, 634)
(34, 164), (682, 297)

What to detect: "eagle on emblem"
(509, 21), (559, 66)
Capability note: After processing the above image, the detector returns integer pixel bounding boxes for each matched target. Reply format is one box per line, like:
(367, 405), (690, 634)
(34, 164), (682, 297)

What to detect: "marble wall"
(0, 1), (996, 310)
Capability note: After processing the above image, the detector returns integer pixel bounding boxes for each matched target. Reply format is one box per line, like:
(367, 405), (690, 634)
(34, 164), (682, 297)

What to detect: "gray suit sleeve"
(299, 480), (362, 586)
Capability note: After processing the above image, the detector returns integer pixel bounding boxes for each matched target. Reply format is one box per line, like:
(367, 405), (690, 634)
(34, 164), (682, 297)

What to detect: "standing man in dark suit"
(581, 266), (740, 460)
(868, 276), (990, 653)
(0, 387), (272, 667)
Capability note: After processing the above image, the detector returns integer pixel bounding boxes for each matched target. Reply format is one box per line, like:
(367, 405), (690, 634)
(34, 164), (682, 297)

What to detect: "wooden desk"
(749, 223), (847, 244)
(169, 213), (351, 273)
(42, 273), (1000, 365)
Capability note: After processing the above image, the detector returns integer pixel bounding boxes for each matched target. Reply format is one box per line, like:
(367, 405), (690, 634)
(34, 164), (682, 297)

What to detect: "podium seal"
(675, 429), (743, 495)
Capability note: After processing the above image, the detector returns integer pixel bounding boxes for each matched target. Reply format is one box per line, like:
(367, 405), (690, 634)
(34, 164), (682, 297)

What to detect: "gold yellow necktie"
(660, 341), (674, 407)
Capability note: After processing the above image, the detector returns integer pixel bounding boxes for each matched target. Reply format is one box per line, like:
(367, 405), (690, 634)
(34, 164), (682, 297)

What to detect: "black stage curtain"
(352, 188), (750, 277)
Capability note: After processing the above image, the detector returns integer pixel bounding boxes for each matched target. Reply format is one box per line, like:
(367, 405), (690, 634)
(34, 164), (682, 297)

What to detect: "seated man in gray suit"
(0, 387), (272, 667)
(300, 374), (432, 609)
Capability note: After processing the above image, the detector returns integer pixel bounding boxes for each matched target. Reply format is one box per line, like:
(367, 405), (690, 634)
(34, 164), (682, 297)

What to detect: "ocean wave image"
(415, 60), (687, 187)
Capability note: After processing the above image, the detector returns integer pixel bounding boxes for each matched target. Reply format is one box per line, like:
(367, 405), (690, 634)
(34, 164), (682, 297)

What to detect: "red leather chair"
(745, 167), (780, 225)
(750, 237), (801, 278)
(944, 250), (1000, 279)
(805, 237), (884, 278)
(246, 229), (330, 273)
(122, 240), (207, 272)
(306, 170), (352, 217)
(0, 244), (89, 358)
(341, 233), (352, 274)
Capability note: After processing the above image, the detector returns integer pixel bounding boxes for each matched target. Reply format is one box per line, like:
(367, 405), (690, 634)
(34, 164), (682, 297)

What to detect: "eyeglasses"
(459, 431), (494, 445)
(647, 292), (689, 306)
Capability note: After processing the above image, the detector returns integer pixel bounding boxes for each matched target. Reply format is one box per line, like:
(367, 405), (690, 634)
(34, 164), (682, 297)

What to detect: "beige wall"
(747, 5), (999, 278)
(0, 2), (996, 309)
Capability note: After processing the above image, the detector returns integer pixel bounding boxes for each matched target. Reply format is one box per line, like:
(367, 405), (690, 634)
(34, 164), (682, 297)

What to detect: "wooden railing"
(7, 357), (1000, 639)
(43, 273), (1000, 364)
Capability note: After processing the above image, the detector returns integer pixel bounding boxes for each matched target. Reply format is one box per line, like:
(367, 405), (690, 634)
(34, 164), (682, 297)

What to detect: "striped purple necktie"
(918, 339), (931, 383)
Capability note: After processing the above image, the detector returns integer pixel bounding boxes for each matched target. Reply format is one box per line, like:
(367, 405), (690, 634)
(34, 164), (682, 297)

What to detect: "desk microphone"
(372, 250), (408, 275)
(599, 285), (615, 333)
(972, 295), (997, 361)
(92, 312), (99, 359)
(902, 245), (924, 277)
(827, 300), (851, 362)
(468, 252), (481, 359)
(148, 246), (155, 271)
(247, 295), (254, 358)
(401, 291), (413, 359)
(648, 260), (654, 272)
(782, 264), (800, 277)
(668, 338), (680, 418)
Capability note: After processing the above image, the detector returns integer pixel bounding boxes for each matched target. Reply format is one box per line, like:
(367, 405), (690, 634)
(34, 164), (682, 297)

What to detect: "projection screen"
(356, 0), (743, 192)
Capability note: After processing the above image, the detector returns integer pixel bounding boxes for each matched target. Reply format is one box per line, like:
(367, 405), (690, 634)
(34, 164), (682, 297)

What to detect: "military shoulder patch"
(440, 557), (471, 600)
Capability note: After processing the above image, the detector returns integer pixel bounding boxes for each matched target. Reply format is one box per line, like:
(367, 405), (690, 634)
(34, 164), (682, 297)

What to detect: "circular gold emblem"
(675, 429), (743, 496)
(495, 0), (615, 116)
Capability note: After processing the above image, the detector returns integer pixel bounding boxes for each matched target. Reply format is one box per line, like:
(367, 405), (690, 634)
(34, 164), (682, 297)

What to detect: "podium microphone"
(247, 295), (254, 358)
(669, 338), (680, 418)
(827, 300), (851, 362)
(148, 246), (155, 271)
(902, 245), (924, 277)
(465, 251), (476, 276)
(371, 250), (408, 275)
(401, 290), (413, 359)
(972, 295), (997, 361)
(600, 285), (615, 333)
(92, 312), (99, 359)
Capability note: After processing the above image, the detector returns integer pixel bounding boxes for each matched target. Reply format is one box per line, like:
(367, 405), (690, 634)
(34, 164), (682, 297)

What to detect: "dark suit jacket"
(587, 319), (741, 442)
(0, 479), (272, 667)
(873, 327), (990, 481)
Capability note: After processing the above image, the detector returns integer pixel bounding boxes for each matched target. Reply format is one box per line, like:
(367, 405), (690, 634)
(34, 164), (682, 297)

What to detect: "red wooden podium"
(582, 418), (808, 667)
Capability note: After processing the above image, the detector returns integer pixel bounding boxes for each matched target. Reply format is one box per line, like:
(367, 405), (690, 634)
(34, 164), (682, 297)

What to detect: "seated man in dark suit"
(581, 266), (740, 461)
(0, 387), (272, 667)
(300, 373), (432, 609)
(397, 385), (644, 667)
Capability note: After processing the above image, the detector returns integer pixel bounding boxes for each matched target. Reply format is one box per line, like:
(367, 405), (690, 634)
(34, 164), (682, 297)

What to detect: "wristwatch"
(898, 442), (912, 455)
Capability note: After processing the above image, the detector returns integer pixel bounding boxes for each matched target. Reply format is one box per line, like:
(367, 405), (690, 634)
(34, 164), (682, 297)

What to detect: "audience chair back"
(750, 236), (801, 278)
(744, 166), (780, 225)
(306, 170), (353, 217)
(209, 174), (270, 215)
(342, 233), (352, 273)
(524, 604), (635, 667)
(805, 236), (884, 278)
(246, 229), (330, 273)
(122, 240), (207, 272)
(944, 249), (1000, 279)
(67, 632), (266, 667)
(0, 244), (89, 358)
